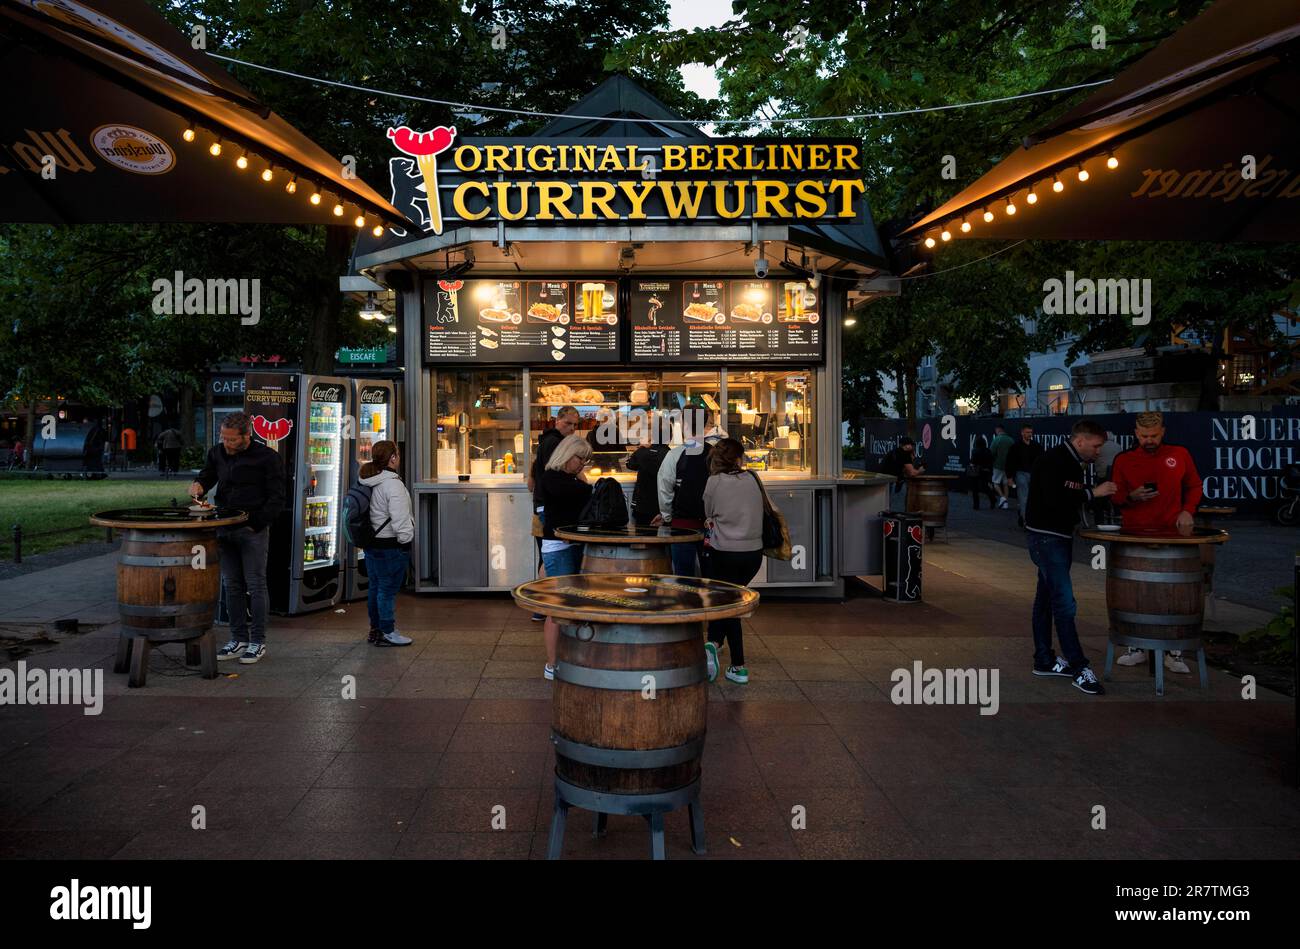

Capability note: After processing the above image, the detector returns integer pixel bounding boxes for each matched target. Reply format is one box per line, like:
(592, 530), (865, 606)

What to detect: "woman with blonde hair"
(356, 440), (414, 646)
(537, 434), (594, 679)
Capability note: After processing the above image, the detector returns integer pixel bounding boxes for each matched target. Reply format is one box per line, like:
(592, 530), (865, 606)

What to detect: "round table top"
(513, 573), (758, 624)
(1080, 526), (1228, 545)
(554, 524), (704, 545)
(1196, 507), (1237, 516)
(90, 507), (249, 530)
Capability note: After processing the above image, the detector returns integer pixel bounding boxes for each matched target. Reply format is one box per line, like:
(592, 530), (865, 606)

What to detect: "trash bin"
(881, 510), (923, 603)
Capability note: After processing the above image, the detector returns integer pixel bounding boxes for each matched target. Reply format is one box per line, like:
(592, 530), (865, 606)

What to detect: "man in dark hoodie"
(1024, 419), (1118, 696)
(627, 433), (670, 527)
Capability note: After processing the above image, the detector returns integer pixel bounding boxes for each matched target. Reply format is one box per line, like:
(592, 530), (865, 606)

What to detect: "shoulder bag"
(749, 471), (792, 560)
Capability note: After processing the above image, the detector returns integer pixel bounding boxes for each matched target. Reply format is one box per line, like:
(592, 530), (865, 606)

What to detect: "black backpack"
(578, 477), (629, 528)
(342, 481), (391, 547)
(880, 447), (903, 478)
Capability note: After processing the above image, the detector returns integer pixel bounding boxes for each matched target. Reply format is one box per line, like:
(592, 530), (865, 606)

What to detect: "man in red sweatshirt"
(1110, 411), (1202, 673)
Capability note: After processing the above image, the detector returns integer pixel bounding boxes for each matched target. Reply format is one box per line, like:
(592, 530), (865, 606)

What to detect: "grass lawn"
(0, 478), (193, 558)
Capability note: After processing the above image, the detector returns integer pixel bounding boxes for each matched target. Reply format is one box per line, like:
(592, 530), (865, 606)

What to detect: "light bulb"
(332, 203), (344, 217)
(844, 317), (857, 327)
(310, 192), (322, 205)
(286, 177), (297, 194)
(1052, 177), (1064, 193)
(983, 208), (994, 223)
(261, 168), (273, 182)
(940, 229), (952, 242)
(372, 224), (384, 237)
(209, 140), (222, 157)
(1026, 190), (1038, 205)
(1005, 201), (1017, 215)
(1077, 166), (1089, 182)
(236, 152), (249, 170)
(960, 220), (971, 233)
(182, 126), (196, 142)
(353, 215), (366, 228)
(1107, 154), (1119, 170)
(924, 236), (936, 248)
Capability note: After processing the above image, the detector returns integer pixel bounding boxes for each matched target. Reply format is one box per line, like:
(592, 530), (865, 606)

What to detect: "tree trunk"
(301, 225), (352, 374)
(180, 385), (195, 445)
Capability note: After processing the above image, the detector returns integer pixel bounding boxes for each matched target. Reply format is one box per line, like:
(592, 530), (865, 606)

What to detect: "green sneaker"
(724, 665), (749, 685)
(703, 642), (720, 683)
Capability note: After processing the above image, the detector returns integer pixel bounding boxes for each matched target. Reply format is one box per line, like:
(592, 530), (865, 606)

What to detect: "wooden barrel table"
(905, 475), (958, 539)
(1081, 526), (1228, 695)
(513, 573), (759, 860)
(554, 524), (705, 576)
(90, 507), (247, 687)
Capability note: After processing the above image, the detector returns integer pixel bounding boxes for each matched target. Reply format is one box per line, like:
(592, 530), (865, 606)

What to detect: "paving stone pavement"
(0, 532), (1296, 860)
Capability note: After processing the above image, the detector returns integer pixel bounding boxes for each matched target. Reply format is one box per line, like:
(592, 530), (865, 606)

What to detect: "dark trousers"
(1026, 531), (1087, 670)
(701, 547), (762, 667)
(970, 467), (997, 508)
(218, 526), (270, 644)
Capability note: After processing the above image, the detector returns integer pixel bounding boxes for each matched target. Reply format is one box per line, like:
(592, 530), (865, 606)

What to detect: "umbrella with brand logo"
(902, 0), (1300, 245)
(0, 0), (410, 232)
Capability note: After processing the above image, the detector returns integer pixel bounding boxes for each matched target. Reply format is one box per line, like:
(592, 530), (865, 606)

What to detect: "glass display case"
(432, 369), (524, 478)
(529, 370), (722, 480)
(725, 369), (813, 473)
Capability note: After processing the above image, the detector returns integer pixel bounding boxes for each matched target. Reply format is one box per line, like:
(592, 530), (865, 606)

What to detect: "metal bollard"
(11, 523), (20, 563)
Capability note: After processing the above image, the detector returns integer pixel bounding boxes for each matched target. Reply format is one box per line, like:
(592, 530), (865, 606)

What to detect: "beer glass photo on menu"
(578, 282), (615, 324)
(779, 281), (820, 324)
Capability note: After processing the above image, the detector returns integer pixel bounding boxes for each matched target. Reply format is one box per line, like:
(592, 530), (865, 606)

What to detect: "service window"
(431, 370), (524, 479)
(725, 369), (814, 474)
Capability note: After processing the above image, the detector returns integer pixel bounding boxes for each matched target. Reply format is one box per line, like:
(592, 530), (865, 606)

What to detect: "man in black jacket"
(1024, 419), (1118, 695)
(190, 412), (285, 664)
(1006, 424), (1044, 529)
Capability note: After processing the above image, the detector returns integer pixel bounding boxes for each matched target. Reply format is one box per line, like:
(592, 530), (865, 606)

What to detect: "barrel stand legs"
(688, 800), (706, 854)
(113, 633), (133, 674)
(548, 778), (704, 860)
(546, 799), (569, 860)
(1102, 642), (1115, 681)
(127, 635), (151, 688)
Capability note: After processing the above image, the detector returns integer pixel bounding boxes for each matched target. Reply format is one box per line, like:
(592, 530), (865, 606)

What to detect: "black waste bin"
(881, 510), (923, 603)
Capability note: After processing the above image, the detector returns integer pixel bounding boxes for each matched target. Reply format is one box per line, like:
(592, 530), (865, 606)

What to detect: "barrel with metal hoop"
(554, 524), (705, 576)
(90, 507), (247, 687)
(905, 474), (957, 536)
(513, 572), (758, 860)
(1080, 526), (1228, 695)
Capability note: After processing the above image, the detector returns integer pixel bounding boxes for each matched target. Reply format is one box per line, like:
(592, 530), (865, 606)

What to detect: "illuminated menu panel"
(424, 279), (618, 363)
(629, 279), (823, 363)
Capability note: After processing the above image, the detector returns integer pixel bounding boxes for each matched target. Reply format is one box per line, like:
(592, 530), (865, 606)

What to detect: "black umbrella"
(0, 0), (410, 231)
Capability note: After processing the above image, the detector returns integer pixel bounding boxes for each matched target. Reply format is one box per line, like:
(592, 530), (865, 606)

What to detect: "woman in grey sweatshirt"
(701, 437), (766, 685)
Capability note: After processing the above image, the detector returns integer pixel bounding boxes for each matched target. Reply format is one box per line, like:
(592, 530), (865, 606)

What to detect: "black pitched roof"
(533, 75), (707, 139)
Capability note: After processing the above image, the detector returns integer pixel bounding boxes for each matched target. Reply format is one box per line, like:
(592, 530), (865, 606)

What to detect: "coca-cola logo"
(361, 389), (386, 403)
(312, 385), (341, 402)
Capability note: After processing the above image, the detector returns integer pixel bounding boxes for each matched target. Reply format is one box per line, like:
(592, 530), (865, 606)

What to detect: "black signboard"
(424, 278), (618, 364)
(629, 278), (824, 363)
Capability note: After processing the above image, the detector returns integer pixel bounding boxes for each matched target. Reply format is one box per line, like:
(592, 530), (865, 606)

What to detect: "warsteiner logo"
(91, 125), (174, 175)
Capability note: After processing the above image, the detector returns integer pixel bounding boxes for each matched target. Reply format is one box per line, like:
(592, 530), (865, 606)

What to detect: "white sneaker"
(1116, 648), (1146, 666)
(1164, 653), (1191, 674)
(377, 630), (412, 647)
(997, 498), (1008, 509)
(703, 642), (719, 683)
(543, 663), (555, 681)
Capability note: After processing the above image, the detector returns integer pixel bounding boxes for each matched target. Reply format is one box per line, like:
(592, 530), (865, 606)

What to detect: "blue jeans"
(1026, 531), (1088, 671)
(670, 541), (704, 577)
(1015, 471), (1031, 517)
(542, 544), (584, 577)
(218, 526), (269, 644)
(364, 546), (409, 635)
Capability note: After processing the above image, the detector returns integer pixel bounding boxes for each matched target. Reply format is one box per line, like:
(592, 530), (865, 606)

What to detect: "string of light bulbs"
(919, 149), (1121, 249)
(207, 52), (1111, 127)
(179, 120), (390, 237)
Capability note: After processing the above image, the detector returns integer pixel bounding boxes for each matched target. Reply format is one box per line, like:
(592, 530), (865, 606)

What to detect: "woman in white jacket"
(357, 441), (415, 646)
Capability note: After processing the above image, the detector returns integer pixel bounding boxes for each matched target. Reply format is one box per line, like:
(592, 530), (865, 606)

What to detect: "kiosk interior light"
(359, 292), (382, 321)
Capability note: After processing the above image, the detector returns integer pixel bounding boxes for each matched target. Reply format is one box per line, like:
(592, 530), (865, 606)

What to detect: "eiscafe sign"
(385, 125), (868, 236)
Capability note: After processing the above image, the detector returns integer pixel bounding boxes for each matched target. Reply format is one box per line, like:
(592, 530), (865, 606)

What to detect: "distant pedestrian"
(11, 437), (23, 470)
(1006, 424), (1044, 529)
(355, 440), (415, 647)
(156, 426), (182, 477)
(990, 425), (1014, 509)
(1024, 418), (1118, 696)
(701, 438), (765, 685)
(537, 434), (593, 680)
(968, 435), (997, 509)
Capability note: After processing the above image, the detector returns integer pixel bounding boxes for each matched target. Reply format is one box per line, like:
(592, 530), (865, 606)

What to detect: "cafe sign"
(386, 125), (868, 236)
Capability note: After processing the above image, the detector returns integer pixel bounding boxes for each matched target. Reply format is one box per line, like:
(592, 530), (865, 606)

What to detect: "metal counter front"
(409, 475), (889, 596)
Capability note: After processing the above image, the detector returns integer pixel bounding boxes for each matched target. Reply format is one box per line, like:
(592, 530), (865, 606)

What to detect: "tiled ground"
(0, 536), (1296, 860)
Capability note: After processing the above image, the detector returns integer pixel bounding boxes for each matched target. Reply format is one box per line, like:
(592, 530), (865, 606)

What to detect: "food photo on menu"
(472, 280), (523, 325)
(729, 281), (774, 324)
(682, 280), (726, 324)
(526, 281), (570, 324)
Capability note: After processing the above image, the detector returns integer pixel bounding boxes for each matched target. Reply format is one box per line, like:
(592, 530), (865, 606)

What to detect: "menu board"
(629, 279), (823, 363)
(424, 278), (619, 364)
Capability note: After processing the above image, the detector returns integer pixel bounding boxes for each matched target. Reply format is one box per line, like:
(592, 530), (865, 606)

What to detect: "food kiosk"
(349, 77), (894, 596)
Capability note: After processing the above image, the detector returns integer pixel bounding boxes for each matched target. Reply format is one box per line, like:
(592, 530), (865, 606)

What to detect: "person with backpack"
(701, 438), (765, 685)
(881, 437), (924, 498)
(537, 434), (594, 679)
(349, 440), (415, 647)
(654, 415), (724, 576)
(627, 434), (670, 527)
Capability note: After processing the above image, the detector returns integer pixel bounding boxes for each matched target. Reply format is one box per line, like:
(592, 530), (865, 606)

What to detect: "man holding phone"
(1109, 411), (1203, 673)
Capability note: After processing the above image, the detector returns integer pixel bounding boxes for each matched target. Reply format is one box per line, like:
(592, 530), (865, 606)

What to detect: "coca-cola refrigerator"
(244, 371), (351, 615)
(343, 378), (396, 601)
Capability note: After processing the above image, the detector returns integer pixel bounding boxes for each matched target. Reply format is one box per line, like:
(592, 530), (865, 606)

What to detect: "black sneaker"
(1033, 655), (1073, 678)
(366, 628), (381, 644)
(1072, 666), (1104, 695)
